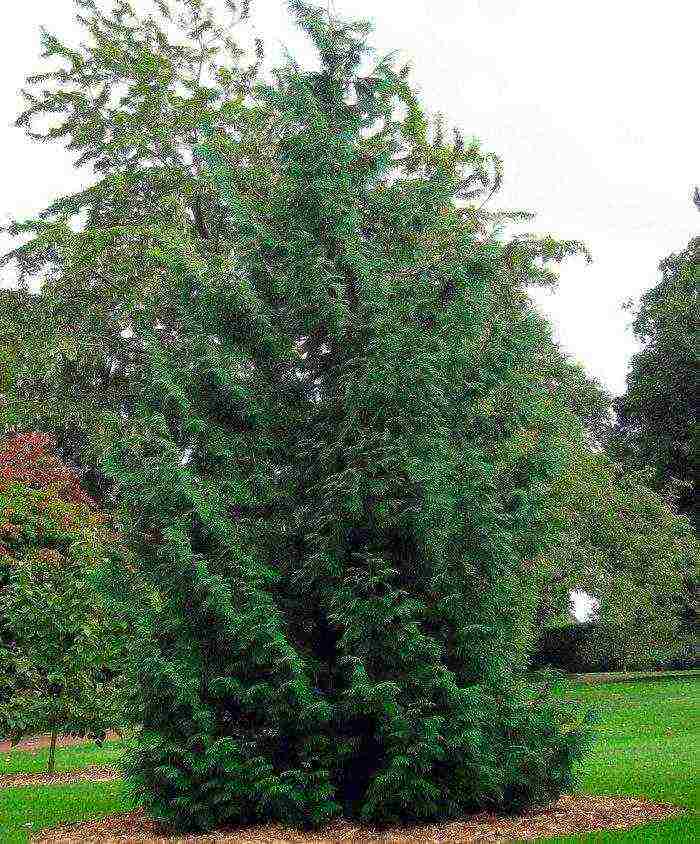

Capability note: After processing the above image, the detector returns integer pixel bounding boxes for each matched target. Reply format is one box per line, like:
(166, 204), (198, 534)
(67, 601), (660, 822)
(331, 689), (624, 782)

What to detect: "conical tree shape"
(94, 2), (589, 830)
(0, 1), (592, 831)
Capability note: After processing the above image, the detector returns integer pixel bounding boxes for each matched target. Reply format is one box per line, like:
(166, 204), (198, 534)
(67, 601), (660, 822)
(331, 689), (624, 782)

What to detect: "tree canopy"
(0, 0), (587, 494)
(608, 200), (699, 531)
(534, 440), (699, 669)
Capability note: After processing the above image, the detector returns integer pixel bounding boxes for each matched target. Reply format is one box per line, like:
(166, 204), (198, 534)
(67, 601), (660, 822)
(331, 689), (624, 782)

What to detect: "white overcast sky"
(1, 0), (698, 396)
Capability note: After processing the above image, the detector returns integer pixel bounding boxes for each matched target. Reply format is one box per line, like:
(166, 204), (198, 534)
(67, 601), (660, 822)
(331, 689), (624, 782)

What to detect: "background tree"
(608, 199), (699, 531)
(0, 433), (128, 772)
(606, 196), (699, 646)
(0, 0), (261, 501)
(467, 327), (698, 669)
(533, 442), (699, 670)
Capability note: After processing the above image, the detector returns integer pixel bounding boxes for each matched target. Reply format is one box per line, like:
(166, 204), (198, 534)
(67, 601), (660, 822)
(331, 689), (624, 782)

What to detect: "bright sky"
(1, 1), (698, 396)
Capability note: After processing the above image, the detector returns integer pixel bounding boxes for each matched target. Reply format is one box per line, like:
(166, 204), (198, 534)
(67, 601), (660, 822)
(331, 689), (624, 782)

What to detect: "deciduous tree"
(534, 442), (699, 670)
(0, 433), (127, 771)
(609, 199), (699, 530)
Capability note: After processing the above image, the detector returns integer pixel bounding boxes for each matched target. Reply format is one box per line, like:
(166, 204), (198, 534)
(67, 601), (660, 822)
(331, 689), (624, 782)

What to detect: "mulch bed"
(33, 795), (686, 843)
(567, 670), (700, 685)
(0, 731), (122, 753)
(0, 765), (120, 789)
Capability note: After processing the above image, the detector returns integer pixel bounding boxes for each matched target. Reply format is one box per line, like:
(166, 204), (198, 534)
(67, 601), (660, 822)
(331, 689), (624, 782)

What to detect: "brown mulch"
(0, 731), (122, 753)
(33, 795), (686, 843)
(0, 765), (120, 789)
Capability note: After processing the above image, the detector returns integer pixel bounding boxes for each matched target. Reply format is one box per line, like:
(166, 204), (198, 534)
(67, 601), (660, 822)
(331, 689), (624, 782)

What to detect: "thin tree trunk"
(47, 729), (58, 774)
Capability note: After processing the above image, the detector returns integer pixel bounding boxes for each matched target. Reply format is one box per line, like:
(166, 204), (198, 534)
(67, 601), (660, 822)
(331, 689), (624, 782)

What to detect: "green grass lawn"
(1, 678), (698, 842)
(534, 677), (700, 843)
(0, 740), (133, 843)
(0, 740), (126, 775)
(0, 781), (134, 844)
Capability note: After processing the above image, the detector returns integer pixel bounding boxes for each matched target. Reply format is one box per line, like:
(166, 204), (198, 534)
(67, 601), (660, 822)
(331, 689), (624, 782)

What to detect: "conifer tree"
(110, 2), (590, 828)
(2, 0), (593, 830)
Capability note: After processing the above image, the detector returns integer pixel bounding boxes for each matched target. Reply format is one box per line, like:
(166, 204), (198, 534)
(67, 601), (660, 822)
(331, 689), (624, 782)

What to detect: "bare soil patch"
(0, 765), (120, 789)
(0, 731), (122, 753)
(33, 795), (685, 843)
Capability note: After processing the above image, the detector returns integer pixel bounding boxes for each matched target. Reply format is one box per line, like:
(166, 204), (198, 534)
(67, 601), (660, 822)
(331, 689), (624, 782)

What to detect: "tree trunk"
(47, 729), (58, 774)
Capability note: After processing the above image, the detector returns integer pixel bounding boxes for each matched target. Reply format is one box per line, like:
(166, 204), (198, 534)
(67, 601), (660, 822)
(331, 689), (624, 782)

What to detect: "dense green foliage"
(534, 441), (699, 669)
(0, 0), (598, 830)
(608, 203), (699, 532)
(3, 678), (698, 843)
(0, 434), (127, 768)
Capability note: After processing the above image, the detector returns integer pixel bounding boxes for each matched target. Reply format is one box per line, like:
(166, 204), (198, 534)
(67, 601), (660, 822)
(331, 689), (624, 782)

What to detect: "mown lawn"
(535, 677), (700, 842)
(0, 780), (133, 844)
(0, 740), (133, 843)
(0, 740), (125, 775)
(1, 677), (698, 842)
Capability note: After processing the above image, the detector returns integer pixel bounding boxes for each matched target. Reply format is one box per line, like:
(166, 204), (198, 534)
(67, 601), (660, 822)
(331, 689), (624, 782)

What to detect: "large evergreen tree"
(2, 0), (594, 830)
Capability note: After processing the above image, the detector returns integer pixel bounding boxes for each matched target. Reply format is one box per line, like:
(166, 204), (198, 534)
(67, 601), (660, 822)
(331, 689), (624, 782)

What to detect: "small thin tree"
(0, 433), (127, 772)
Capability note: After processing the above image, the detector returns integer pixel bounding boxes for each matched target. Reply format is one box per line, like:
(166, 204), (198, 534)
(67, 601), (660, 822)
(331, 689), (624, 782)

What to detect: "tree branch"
(192, 193), (210, 240)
